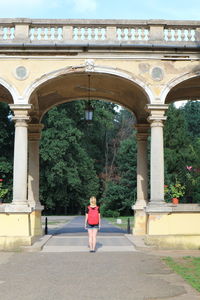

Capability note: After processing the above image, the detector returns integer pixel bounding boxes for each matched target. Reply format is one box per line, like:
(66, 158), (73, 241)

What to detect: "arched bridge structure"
(0, 18), (200, 250)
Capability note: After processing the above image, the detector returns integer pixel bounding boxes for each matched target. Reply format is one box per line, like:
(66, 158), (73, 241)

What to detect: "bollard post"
(45, 217), (48, 235)
(127, 217), (131, 234)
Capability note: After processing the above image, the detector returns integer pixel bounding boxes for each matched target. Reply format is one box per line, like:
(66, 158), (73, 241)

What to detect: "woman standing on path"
(85, 196), (101, 252)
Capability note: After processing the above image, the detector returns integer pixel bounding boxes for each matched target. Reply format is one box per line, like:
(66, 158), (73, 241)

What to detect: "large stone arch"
(24, 65), (153, 124)
(23, 64), (154, 104)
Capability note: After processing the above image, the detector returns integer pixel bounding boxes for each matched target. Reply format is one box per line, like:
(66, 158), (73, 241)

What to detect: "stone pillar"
(133, 124), (149, 235)
(10, 105), (31, 206)
(28, 124), (44, 210)
(147, 105), (168, 206)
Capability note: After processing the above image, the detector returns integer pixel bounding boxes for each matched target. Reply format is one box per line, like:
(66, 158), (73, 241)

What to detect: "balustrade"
(73, 26), (106, 41)
(117, 27), (149, 41)
(0, 19), (199, 45)
(29, 26), (63, 41)
(0, 26), (15, 40)
(164, 27), (196, 42)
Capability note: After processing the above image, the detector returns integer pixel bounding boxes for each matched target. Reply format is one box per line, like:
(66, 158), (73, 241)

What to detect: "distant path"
(48, 216), (127, 236)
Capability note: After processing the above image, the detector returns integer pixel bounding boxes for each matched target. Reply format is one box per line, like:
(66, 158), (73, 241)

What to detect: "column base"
(0, 210), (43, 251)
(146, 205), (200, 249)
(28, 203), (44, 211)
(133, 209), (147, 235)
(145, 235), (200, 250)
(0, 236), (35, 251)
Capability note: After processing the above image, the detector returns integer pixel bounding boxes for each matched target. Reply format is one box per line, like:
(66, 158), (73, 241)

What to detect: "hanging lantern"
(85, 101), (94, 121)
(85, 74), (94, 121)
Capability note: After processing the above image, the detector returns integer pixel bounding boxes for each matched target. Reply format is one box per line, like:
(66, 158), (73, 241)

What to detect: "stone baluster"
(28, 124), (44, 210)
(10, 105), (31, 206)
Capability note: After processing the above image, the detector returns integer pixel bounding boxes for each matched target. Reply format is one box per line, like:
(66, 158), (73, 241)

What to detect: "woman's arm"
(85, 213), (88, 229)
(98, 213), (101, 229)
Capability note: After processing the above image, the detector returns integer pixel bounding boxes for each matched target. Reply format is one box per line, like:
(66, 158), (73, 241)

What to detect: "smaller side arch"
(160, 71), (200, 104)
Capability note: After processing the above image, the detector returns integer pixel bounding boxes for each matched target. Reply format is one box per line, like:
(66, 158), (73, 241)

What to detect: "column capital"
(13, 117), (30, 128)
(10, 104), (32, 112)
(148, 118), (166, 128)
(146, 104), (169, 121)
(135, 123), (150, 141)
(28, 123), (44, 141)
(10, 104), (32, 126)
(147, 104), (168, 126)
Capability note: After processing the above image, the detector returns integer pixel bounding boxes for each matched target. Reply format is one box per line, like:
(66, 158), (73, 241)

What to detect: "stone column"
(10, 105), (31, 206)
(135, 124), (149, 209)
(28, 124), (44, 210)
(133, 124), (149, 235)
(147, 105), (168, 206)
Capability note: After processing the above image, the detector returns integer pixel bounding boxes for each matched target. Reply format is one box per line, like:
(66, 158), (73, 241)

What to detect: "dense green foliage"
(0, 100), (200, 212)
(164, 102), (200, 203)
(39, 101), (136, 215)
(40, 104), (99, 215)
(0, 103), (14, 202)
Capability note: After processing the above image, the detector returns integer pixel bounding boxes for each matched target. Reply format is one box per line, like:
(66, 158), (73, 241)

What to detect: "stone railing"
(0, 19), (199, 46)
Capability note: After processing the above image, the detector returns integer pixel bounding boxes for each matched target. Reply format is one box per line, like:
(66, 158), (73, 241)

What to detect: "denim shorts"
(87, 224), (99, 229)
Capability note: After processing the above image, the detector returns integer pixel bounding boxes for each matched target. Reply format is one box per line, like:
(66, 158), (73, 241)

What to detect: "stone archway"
(3, 69), (156, 250)
(28, 69), (151, 212)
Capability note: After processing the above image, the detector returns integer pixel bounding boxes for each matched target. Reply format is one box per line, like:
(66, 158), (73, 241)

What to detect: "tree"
(40, 105), (99, 214)
(100, 135), (137, 216)
(164, 104), (192, 182)
(164, 103), (200, 202)
(0, 102), (14, 202)
(183, 101), (200, 138)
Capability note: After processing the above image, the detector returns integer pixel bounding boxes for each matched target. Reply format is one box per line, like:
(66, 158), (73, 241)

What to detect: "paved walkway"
(0, 251), (199, 300)
(0, 216), (199, 299)
(43, 216), (135, 252)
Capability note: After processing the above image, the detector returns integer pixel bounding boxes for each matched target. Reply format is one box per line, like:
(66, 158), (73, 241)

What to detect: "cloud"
(71, 0), (97, 13)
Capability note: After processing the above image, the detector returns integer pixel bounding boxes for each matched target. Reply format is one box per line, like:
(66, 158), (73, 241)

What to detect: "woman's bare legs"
(92, 229), (98, 251)
(88, 229), (93, 251)
(88, 228), (98, 251)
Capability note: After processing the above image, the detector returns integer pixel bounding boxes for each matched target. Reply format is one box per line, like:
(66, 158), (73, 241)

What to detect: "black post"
(127, 217), (131, 234)
(45, 217), (48, 235)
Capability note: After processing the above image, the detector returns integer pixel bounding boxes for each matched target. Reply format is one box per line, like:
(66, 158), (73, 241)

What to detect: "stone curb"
(125, 234), (154, 249)
(21, 235), (52, 252)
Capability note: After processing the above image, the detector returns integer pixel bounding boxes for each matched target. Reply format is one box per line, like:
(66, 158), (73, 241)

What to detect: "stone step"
(42, 235), (137, 252)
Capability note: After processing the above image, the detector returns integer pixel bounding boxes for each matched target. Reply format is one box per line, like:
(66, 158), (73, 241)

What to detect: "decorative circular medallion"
(151, 67), (164, 81)
(15, 66), (28, 80)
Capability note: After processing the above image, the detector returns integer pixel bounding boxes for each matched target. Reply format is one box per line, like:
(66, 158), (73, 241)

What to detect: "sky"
(0, 0), (199, 20)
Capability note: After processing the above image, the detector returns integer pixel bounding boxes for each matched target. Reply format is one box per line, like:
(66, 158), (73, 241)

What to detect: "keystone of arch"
(21, 63), (155, 104)
(160, 70), (200, 104)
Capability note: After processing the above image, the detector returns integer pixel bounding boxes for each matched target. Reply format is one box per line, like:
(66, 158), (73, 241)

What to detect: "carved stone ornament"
(85, 59), (95, 72)
(14, 66), (29, 80)
(151, 67), (164, 81)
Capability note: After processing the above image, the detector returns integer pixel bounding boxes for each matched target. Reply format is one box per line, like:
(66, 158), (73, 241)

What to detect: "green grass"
(104, 216), (134, 231)
(163, 256), (200, 292)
